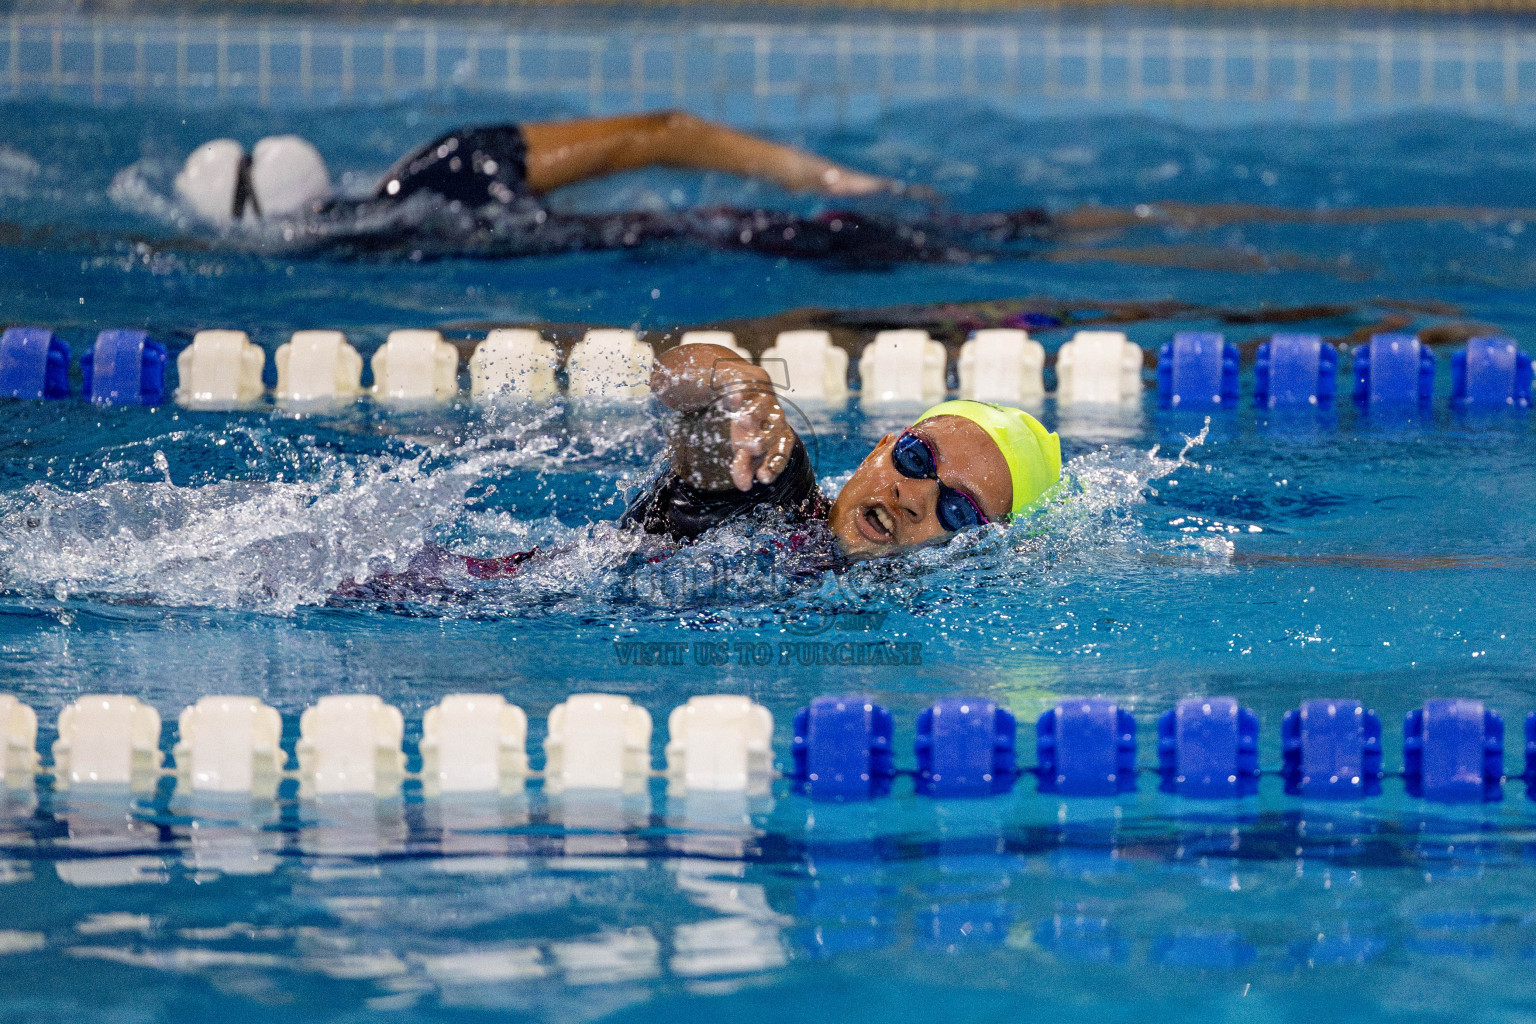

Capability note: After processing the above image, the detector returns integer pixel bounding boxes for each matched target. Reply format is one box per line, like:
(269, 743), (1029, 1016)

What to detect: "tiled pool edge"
(8, 8), (1536, 122)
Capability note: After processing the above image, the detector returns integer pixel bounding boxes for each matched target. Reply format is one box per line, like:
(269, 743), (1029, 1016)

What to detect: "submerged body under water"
(252, 192), (1058, 264)
(0, 100), (1533, 298)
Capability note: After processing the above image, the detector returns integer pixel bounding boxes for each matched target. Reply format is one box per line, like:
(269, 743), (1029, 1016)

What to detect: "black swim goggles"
(891, 430), (991, 533)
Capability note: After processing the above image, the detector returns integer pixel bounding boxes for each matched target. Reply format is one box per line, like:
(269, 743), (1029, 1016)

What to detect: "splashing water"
(0, 409), (1200, 618)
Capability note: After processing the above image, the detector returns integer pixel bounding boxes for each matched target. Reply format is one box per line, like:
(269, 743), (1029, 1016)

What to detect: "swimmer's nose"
(892, 476), (937, 526)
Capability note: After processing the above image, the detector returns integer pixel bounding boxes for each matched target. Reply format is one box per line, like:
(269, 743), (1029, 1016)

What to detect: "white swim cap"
(174, 138), (244, 226)
(250, 135), (331, 218)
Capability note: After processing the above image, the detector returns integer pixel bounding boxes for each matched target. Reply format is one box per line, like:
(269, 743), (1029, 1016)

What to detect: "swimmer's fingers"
(727, 394), (792, 490)
(743, 408), (795, 486)
(729, 443), (759, 492)
(756, 427), (795, 485)
(728, 406), (771, 491)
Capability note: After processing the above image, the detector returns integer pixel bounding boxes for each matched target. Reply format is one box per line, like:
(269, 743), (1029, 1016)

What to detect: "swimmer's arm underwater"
(650, 343), (798, 492)
(1145, 550), (1527, 571)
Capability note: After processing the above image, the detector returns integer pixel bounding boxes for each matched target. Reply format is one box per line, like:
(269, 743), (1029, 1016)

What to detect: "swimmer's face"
(829, 415), (1013, 560)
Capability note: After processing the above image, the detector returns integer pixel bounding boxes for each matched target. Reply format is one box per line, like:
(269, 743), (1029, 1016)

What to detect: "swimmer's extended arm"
(650, 343), (797, 492)
(521, 112), (905, 198)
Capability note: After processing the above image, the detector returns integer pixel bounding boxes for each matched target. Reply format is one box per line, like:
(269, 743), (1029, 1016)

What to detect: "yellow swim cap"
(914, 400), (1062, 518)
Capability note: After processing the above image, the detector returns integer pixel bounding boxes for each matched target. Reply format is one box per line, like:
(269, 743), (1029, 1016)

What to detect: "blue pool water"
(5, 4), (1536, 1022)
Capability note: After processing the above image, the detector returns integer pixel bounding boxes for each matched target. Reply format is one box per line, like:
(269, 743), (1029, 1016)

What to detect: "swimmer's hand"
(652, 342), (797, 491)
(820, 167), (942, 206)
(722, 370), (795, 490)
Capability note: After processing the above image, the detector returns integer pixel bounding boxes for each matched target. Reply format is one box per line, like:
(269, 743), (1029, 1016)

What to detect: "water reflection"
(794, 853), (896, 959)
(421, 793), (532, 861)
(1053, 401), (1146, 442)
(548, 790), (651, 862)
(180, 794), (283, 878)
(53, 787), (170, 887)
(2, 790), (1536, 1019)
(298, 794), (408, 861)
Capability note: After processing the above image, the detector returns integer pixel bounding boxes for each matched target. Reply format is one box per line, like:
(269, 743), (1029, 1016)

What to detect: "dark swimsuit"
(446, 437), (834, 588)
(375, 125), (533, 208)
(620, 436), (830, 541)
(392, 437), (833, 592)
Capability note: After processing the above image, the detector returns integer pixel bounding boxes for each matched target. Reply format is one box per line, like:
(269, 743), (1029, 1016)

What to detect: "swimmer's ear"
(174, 139), (244, 227)
(250, 135), (331, 218)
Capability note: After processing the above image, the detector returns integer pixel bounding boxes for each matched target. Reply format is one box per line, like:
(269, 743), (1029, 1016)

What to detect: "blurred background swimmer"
(174, 111), (904, 227)
(172, 110), (1536, 265)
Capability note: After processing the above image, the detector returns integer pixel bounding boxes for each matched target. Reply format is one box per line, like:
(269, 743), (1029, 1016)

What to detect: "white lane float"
(296, 695), (406, 798)
(174, 696), (287, 798)
(420, 694), (529, 796)
(565, 329), (655, 401)
(543, 693), (653, 794)
(174, 329), (267, 411)
(274, 330), (364, 408)
(664, 696), (774, 796)
(957, 328), (1045, 404)
(370, 329), (460, 406)
(759, 329), (848, 401)
(469, 329), (560, 402)
(1055, 330), (1144, 405)
(0, 696), (37, 789)
(52, 696), (163, 791)
(858, 329), (948, 404)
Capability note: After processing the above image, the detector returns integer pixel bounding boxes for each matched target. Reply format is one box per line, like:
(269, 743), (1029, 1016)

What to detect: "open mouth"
(857, 503), (895, 543)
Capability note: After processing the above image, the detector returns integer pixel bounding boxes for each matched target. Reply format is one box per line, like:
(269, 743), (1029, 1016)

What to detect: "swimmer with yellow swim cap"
(338, 341), (1062, 595)
(630, 342), (1061, 560)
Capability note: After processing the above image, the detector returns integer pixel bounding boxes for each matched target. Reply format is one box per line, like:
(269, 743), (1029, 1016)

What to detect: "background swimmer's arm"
(651, 343), (798, 492)
(522, 112), (901, 198)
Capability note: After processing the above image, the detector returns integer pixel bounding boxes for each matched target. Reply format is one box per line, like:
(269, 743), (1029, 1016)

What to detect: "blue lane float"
(1451, 336), (1533, 409)
(0, 327), (72, 400)
(81, 329), (168, 406)
(914, 697), (1017, 797)
(1036, 698), (1138, 796)
(790, 695), (896, 802)
(1353, 332), (1435, 408)
(1519, 714), (1536, 801)
(1156, 697), (1261, 798)
(1254, 333), (1338, 408)
(1403, 698), (1503, 803)
(1280, 699), (1383, 798)
(1157, 331), (1240, 409)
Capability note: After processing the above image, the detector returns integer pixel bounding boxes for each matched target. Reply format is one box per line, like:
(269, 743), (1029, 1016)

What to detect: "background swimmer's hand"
(819, 166), (898, 197)
(819, 168), (941, 206)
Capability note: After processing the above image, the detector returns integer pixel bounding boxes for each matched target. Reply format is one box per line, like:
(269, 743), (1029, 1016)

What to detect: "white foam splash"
(108, 159), (198, 233)
(0, 411), (599, 613)
(0, 413), (1207, 617)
